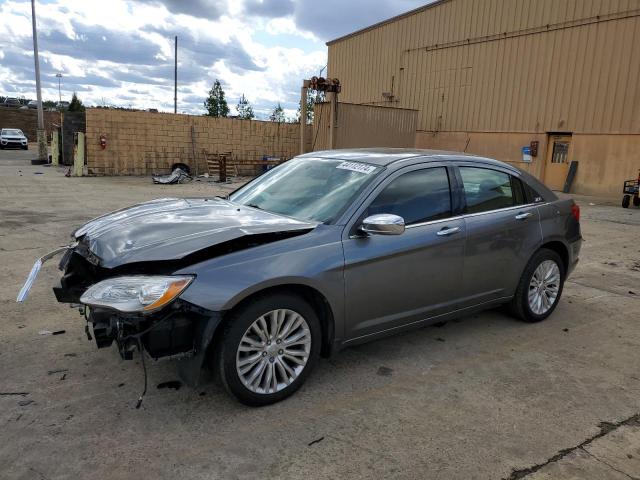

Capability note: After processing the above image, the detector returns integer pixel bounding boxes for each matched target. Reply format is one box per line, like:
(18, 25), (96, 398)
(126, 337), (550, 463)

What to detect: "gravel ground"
(1, 150), (639, 480)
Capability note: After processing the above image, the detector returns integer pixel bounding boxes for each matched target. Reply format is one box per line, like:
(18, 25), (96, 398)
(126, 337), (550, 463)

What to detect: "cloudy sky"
(0, 0), (427, 119)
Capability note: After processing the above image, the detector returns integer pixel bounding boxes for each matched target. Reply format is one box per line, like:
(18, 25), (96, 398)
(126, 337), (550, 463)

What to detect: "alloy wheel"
(528, 260), (561, 315)
(235, 309), (312, 394)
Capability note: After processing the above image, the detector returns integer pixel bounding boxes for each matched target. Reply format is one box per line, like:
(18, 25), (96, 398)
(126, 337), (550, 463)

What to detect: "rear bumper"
(567, 237), (582, 277)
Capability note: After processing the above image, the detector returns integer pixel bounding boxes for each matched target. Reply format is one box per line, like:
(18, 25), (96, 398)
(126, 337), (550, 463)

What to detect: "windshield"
(3, 129), (22, 136)
(229, 157), (382, 223)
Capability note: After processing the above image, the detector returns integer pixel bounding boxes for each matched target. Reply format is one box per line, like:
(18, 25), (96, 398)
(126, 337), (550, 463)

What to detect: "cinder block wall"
(85, 109), (313, 176)
(0, 107), (60, 141)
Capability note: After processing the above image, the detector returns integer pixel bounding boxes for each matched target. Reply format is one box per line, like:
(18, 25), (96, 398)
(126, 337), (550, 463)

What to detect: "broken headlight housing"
(80, 275), (193, 313)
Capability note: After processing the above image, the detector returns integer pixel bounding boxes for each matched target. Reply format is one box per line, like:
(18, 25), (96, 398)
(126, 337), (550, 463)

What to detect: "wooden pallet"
(203, 151), (235, 181)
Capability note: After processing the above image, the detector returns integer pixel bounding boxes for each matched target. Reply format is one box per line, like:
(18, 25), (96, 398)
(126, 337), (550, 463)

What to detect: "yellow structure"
(73, 132), (84, 177)
(51, 131), (58, 166)
(327, 0), (640, 196)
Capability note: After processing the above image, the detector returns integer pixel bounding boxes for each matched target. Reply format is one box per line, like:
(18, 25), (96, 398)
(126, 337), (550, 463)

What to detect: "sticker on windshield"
(336, 161), (377, 174)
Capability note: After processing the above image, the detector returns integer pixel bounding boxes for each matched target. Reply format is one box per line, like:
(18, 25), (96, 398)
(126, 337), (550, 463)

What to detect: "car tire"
(622, 195), (631, 208)
(22, 146), (28, 150)
(217, 292), (321, 406)
(509, 248), (565, 323)
(633, 196), (640, 208)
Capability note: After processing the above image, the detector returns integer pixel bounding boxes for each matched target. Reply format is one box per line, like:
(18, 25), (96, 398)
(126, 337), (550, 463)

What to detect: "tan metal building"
(326, 0), (640, 196)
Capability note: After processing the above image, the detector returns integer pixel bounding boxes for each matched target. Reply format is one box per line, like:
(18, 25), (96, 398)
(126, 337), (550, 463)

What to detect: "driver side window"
(367, 167), (452, 225)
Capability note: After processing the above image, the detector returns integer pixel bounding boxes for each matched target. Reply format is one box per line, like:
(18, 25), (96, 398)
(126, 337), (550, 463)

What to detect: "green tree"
(296, 89), (325, 124)
(204, 80), (229, 117)
(68, 92), (85, 112)
(269, 102), (285, 123)
(236, 94), (254, 120)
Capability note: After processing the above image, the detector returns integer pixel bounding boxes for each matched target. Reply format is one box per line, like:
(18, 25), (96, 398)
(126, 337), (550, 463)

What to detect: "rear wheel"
(217, 293), (321, 406)
(510, 248), (565, 323)
(633, 195), (640, 207)
(622, 195), (631, 208)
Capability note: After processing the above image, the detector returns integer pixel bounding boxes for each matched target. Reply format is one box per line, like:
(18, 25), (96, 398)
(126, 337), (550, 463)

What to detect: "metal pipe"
(300, 80), (309, 154)
(30, 0), (47, 161)
(174, 35), (177, 114)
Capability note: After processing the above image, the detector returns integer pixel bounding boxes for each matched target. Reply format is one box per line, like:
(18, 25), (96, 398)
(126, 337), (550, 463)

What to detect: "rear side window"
(367, 167), (451, 225)
(460, 167), (524, 213)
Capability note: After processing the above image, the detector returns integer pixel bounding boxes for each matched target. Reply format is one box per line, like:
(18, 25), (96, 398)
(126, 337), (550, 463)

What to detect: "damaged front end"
(53, 243), (223, 392)
(17, 197), (317, 402)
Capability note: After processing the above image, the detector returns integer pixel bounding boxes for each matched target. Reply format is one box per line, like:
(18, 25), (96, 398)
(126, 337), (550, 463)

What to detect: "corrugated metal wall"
(327, 0), (640, 134)
(311, 102), (418, 151)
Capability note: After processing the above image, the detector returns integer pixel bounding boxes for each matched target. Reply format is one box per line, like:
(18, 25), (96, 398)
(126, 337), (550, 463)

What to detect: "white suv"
(0, 128), (28, 150)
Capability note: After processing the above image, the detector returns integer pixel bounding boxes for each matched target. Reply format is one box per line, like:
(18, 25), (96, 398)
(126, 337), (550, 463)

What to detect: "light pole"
(56, 73), (62, 104)
(56, 73), (63, 163)
(30, 0), (47, 162)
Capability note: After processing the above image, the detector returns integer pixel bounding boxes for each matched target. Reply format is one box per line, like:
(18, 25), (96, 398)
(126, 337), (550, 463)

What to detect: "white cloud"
(0, 0), (427, 116)
(0, 0), (328, 116)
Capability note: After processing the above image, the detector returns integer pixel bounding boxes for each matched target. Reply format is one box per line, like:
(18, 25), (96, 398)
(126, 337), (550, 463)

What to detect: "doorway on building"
(544, 134), (572, 191)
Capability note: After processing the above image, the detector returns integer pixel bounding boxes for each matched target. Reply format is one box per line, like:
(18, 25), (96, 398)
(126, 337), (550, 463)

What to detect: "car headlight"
(80, 275), (193, 313)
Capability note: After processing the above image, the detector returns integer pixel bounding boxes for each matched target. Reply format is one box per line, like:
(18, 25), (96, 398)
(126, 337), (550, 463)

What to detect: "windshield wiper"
(245, 203), (263, 210)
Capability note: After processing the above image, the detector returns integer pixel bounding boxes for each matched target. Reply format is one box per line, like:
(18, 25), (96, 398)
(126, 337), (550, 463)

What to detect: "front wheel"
(509, 249), (565, 323)
(622, 195), (631, 208)
(217, 293), (321, 406)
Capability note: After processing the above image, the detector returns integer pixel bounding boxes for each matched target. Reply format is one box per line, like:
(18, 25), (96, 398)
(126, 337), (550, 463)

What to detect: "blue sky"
(0, 0), (428, 119)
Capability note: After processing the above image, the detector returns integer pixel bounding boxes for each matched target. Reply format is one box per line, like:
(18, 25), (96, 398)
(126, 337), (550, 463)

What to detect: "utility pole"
(174, 35), (177, 114)
(300, 79), (309, 154)
(56, 73), (63, 164)
(30, 0), (47, 162)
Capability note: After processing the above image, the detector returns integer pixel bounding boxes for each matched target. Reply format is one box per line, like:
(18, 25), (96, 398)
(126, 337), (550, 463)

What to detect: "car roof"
(298, 147), (516, 170)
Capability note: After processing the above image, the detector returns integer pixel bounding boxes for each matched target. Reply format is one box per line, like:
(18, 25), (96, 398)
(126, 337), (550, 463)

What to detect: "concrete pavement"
(1, 152), (639, 479)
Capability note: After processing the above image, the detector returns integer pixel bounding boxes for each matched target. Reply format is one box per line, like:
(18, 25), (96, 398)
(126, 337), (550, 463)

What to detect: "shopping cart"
(622, 169), (640, 208)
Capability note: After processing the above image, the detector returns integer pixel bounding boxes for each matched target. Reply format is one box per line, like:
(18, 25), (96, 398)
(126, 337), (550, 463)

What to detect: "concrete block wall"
(85, 109), (312, 176)
(0, 107), (60, 141)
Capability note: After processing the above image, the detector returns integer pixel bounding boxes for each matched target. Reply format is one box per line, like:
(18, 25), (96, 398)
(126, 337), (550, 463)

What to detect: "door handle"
(437, 226), (461, 236)
(515, 212), (533, 220)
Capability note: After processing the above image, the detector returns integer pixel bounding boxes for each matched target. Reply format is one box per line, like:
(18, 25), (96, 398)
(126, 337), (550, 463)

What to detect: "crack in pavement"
(503, 413), (640, 479)
(581, 447), (640, 480)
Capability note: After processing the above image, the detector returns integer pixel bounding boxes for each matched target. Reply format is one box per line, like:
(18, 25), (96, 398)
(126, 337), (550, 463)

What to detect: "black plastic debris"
(152, 167), (192, 185)
(308, 437), (324, 446)
(157, 380), (182, 391)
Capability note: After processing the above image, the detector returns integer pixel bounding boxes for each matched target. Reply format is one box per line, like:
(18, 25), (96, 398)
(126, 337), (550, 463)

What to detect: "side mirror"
(360, 214), (405, 236)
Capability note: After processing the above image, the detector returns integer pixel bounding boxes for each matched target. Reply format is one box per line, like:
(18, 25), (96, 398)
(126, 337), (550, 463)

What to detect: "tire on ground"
(216, 292), (321, 406)
(509, 248), (565, 323)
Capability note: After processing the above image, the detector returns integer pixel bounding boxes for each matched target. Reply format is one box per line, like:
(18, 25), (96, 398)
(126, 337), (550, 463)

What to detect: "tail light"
(571, 203), (580, 222)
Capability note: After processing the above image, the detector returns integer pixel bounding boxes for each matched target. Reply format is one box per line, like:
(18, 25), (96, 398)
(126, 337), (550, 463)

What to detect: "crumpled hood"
(73, 197), (317, 268)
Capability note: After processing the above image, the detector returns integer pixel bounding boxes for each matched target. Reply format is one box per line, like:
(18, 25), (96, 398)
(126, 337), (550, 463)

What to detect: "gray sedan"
(20, 149), (582, 405)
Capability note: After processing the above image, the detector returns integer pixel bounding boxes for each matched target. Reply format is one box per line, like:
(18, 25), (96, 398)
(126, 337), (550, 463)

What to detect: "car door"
(342, 165), (466, 342)
(456, 165), (542, 305)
